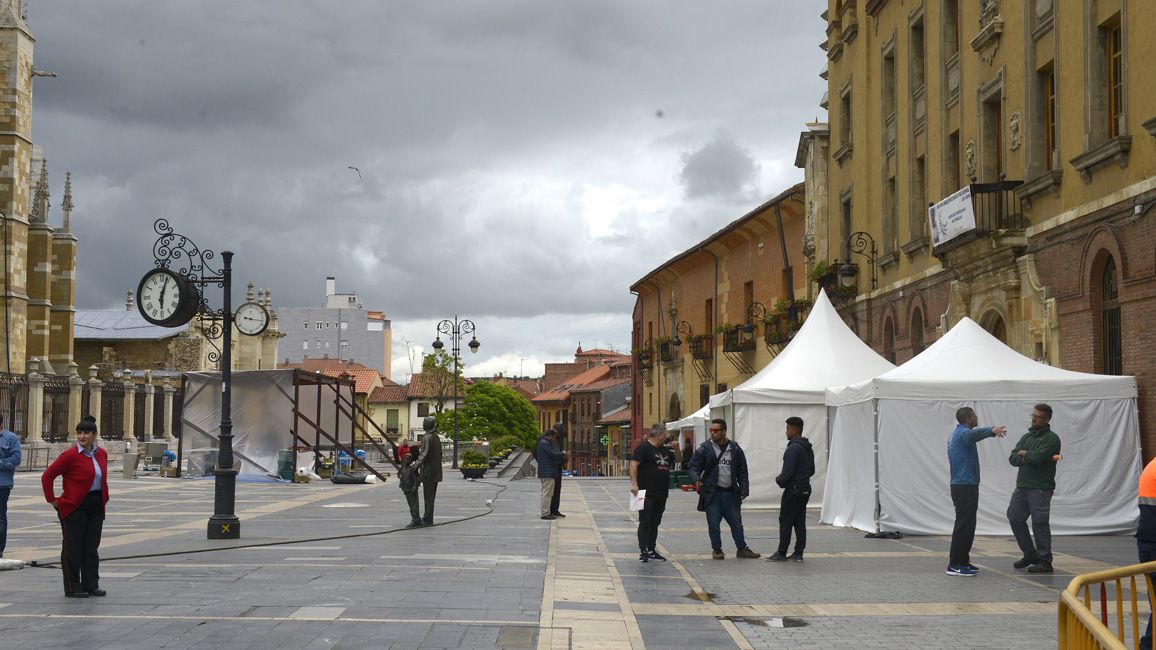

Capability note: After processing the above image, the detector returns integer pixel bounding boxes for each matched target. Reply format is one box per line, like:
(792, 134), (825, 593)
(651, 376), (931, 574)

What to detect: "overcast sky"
(28, 1), (827, 382)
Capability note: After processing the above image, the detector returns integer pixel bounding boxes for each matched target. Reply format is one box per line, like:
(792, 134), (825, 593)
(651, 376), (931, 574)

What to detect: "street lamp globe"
(432, 337), (444, 350)
(468, 337), (480, 354)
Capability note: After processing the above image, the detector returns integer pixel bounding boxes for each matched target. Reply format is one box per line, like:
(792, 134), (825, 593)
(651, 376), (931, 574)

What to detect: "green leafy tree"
(422, 349), (464, 414)
(435, 381), (537, 448)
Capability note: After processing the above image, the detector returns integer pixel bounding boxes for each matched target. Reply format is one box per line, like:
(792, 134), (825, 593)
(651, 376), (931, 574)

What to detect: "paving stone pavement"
(0, 471), (1147, 648)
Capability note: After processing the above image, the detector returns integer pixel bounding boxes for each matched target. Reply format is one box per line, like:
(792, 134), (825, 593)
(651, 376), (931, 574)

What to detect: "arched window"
(668, 393), (682, 422)
(1101, 256), (1122, 375)
(984, 313), (1007, 343)
(883, 318), (896, 364)
(911, 309), (925, 356)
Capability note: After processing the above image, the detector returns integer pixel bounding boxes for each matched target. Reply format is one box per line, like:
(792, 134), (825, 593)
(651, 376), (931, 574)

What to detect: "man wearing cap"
(631, 424), (675, 562)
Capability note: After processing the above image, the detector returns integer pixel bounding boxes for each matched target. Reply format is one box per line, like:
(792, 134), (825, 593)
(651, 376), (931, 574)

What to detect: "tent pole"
(873, 398), (881, 533)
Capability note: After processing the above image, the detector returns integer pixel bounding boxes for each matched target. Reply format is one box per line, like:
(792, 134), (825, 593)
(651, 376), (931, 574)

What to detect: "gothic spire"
(61, 171), (74, 232)
(29, 158), (48, 223)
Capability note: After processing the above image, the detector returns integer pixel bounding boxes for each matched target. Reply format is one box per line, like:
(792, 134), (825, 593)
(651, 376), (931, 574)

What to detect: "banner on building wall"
(928, 185), (976, 248)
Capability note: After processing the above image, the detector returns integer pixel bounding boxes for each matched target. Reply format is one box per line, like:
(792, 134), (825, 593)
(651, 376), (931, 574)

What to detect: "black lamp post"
(432, 316), (479, 469)
(840, 231), (878, 290)
(145, 219), (240, 539)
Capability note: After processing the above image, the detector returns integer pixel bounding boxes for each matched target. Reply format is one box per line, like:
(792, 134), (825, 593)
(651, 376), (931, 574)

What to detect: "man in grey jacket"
(0, 414), (21, 558)
(414, 416), (442, 526)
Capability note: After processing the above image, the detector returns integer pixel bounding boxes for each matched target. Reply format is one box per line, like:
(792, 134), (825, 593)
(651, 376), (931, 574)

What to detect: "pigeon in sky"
(347, 166), (361, 179)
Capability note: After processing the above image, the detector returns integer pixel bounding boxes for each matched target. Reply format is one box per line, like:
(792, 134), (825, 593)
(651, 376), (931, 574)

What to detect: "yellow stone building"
(0, 4), (77, 376)
(817, 0), (1156, 450)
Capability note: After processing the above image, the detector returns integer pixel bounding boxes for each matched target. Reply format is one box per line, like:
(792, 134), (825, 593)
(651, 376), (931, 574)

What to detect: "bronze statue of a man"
(414, 416), (443, 526)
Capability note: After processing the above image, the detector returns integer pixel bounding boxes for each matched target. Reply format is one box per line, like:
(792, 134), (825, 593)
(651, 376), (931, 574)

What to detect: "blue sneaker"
(965, 563), (980, 573)
(946, 564), (977, 577)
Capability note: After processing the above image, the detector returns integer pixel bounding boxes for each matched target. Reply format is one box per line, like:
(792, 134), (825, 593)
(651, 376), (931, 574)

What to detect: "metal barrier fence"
(1059, 560), (1156, 649)
(42, 376), (71, 442)
(100, 381), (125, 440)
(0, 373), (28, 440)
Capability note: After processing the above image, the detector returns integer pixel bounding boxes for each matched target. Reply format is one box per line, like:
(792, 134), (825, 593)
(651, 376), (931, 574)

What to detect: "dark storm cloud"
(677, 131), (761, 200)
(26, 1), (828, 378)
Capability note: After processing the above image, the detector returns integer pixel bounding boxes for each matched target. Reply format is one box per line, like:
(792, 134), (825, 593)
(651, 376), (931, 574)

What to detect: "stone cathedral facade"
(0, 2), (77, 377)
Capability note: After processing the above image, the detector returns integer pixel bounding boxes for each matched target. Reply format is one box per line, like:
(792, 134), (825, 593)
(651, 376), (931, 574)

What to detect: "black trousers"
(949, 484), (980, 565)
(637, 491), (669, 552)
(404, 491), (420, 523)
(551, 473), (562, 514)
(60, 491), (104, 595)
(777, 484), (811, 555)
(422, 481), (438, 524)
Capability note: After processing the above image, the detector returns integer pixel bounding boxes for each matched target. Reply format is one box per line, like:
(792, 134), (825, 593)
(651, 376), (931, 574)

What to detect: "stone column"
(26, 358), (46, 444)
(67, 362), (83, 441)
(87, 366), (103, 430)
(162, 376), (175, 440)
(142, 370), (155, 442)
(123, 375), (137, 444)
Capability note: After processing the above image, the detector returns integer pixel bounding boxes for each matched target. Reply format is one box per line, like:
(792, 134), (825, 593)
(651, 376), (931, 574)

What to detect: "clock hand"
(158, 277), (169, 307)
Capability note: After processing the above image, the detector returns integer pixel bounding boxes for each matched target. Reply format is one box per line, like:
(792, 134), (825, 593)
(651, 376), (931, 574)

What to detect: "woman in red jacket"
(41, 416), (108, 598)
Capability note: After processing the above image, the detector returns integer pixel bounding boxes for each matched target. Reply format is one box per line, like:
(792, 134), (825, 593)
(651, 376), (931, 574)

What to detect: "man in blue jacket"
(0, 414), (21, 558)
(946, 406), (1005, 576)
(688, 419), (760, 560)
(536, 427), (565, 520)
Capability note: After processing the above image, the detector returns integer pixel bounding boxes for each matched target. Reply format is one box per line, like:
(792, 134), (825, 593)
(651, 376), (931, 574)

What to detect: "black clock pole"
(208, 251), (240, 539)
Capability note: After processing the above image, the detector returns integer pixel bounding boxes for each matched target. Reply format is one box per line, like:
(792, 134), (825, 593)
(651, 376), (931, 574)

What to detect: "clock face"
(234, 302), (270, 336)
(138, 268), (197, 327)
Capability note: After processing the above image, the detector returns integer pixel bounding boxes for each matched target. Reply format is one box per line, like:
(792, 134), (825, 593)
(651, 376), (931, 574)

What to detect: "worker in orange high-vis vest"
(1137, 457), (1156, 650)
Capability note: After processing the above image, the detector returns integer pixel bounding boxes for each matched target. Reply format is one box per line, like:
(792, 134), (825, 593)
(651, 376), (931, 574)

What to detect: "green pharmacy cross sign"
(600, 435), (610, 446)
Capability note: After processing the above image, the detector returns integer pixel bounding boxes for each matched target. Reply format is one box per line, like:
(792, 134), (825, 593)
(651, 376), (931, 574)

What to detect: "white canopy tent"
(667, 404), (710, 447)
(708, 290), (896, 508)
(822, 317), (1141, 535)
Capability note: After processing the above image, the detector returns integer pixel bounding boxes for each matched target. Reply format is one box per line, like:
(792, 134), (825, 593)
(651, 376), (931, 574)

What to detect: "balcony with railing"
(689, 335), (713, 360)
(933, 180), (1026, 272)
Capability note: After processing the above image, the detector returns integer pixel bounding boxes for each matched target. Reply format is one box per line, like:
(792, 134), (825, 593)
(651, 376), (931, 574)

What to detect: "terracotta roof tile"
(317, 367), (381, 395)
(406, 372), (472, 399)
(531, 365), (611, 403)
(370, 384), (409, 403)
(598, 404), (631, 425)
(570, 377), (630, 393)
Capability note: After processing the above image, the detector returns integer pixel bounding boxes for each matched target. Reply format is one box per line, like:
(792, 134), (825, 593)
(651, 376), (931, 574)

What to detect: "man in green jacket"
(1006, 403), (1062, 574)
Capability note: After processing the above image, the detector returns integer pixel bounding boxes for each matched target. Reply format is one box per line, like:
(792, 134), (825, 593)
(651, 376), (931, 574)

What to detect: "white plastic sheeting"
(822, 317), (1141, 535)
(707, 290), (895, 508)
(666, 405), (710, 447)
(181, 370), (355, 478)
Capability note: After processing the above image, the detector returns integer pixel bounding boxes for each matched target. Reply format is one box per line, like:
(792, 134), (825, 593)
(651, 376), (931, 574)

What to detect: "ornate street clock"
(137, 267), (201, 327)
(233, 302), (270, 336)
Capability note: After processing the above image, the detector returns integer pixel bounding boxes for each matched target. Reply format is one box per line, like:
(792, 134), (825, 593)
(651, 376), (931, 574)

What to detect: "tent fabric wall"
(819, 401), (878, 530)
(822, 317), (1141, 536)
(876, 398), (1139, 535)
(182, 370), (356, 478)
(704, 290), (894, 509)
(731, 402), (827, 508)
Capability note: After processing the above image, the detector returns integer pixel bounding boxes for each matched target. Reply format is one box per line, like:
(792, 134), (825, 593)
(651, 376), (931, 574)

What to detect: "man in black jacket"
(688, 419), (760, 560)
(767, 416), (815, 562)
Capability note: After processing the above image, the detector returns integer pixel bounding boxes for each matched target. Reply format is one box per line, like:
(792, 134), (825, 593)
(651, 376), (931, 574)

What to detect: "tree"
(422, 349), (464, 414)
(435, 381), (538, 449)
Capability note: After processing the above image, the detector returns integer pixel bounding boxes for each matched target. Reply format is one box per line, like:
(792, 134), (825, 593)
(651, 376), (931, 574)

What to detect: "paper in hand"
(630, 489), (647, 512)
